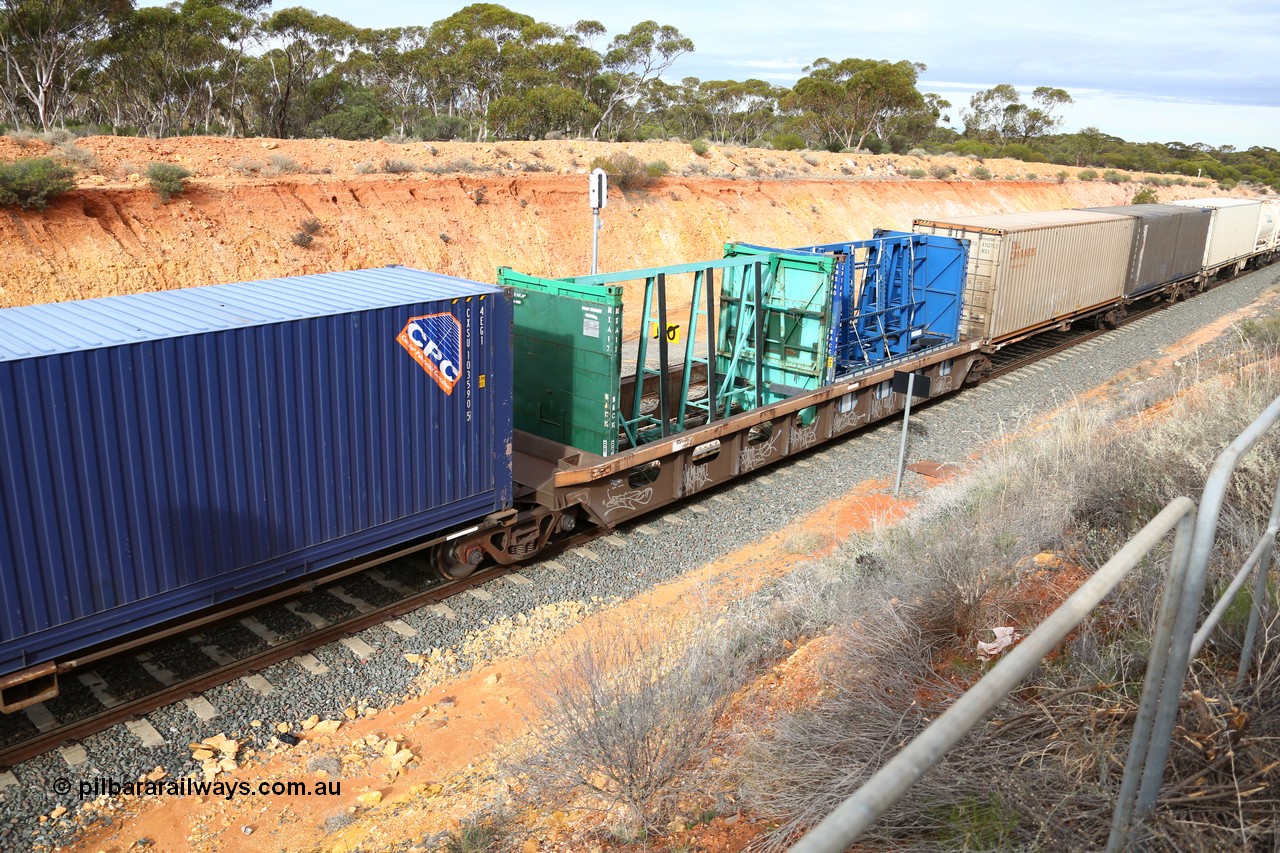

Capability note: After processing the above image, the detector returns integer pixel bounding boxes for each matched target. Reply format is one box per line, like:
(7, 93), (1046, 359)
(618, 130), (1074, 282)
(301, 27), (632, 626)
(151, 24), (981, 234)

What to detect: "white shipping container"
(912, 210), (1134, 343)
(1168, 198), (1262, 268)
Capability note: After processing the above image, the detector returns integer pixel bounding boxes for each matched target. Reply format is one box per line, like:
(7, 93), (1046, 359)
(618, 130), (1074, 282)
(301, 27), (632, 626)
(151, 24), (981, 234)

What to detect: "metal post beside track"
(893, 372), (915, 497)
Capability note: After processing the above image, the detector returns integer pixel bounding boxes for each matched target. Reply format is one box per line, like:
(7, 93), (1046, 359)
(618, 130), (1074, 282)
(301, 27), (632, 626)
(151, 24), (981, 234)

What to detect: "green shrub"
(1078, 169), (1099, 181)
(290, 231), (314, 248)
(5, 129), (37, 148)
(382, 158), (417, 174)
(1239, 315), (1280, 348)
(0, 157), (76, 209)
(589, 152), (660, 189)
(1132, 187), (1159, 205)
(801, 152), (820, 166)
(955, 139), (995, 158)
(1056, 171), (1069, 183)
(907, 148), (930, 158)
(1103, 170), (1131, 184)
(229, 158), (265, 176)
(145, 162), (193, 201)
(970, 165), (992, 180)
(40, 128), (75, 145)
(265, 153), (302, 175)
(690, 138), (710, 157)
(1219, 178), (1238, 191)
(54, 141), (97, 171)
(929, 164), (957, 179)
(905, 168), (927, 179)
(771, 133), (805, 151)
(417, 113), (469, 141)
(645, 160), (670, 178)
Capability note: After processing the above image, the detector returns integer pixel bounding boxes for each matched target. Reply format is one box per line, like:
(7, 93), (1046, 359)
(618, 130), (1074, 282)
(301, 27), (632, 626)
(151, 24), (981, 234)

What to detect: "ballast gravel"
(3, 263), (1279, 851)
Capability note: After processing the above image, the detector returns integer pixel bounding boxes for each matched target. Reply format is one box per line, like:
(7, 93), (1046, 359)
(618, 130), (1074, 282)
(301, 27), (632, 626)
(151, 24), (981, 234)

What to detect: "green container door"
(499, 268), (624, 457)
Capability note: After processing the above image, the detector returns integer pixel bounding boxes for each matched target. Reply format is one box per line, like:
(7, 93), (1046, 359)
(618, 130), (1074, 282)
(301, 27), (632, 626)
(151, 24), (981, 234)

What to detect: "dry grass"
(731, 341), (1280, 850)
(510, 622), (757, 836)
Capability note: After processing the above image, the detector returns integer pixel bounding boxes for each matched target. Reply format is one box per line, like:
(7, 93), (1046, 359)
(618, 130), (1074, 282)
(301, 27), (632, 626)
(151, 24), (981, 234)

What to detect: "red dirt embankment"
(0, 137), (1232, 329)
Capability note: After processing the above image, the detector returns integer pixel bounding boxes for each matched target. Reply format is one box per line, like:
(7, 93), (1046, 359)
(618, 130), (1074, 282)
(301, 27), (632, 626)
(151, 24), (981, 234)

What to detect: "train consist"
(1, 196), (1277, 711)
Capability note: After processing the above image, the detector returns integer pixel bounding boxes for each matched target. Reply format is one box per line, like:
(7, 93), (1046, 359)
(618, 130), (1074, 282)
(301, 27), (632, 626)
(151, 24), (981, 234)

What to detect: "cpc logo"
(397, 313), (463, 394)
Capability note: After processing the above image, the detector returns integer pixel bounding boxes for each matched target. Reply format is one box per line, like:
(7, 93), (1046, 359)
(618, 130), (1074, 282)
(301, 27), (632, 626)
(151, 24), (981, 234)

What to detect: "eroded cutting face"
(397, 312), (463, 394)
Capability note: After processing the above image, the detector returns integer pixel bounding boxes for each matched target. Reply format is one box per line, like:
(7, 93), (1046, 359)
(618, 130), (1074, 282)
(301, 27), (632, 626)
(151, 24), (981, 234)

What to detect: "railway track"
(983, 301), (1171, 380)
(0, 531), (600, 769)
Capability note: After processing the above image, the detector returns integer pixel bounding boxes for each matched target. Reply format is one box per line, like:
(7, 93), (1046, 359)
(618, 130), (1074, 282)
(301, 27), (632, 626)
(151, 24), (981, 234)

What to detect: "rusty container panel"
(1170, 198), (1262, 268)
(912, 210), (1133, 343)
(1081, 204), (1211, 296)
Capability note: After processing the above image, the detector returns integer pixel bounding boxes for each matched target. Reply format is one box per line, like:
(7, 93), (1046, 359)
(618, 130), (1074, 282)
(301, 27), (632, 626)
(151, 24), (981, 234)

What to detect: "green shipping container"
(499, 268), (624, 456)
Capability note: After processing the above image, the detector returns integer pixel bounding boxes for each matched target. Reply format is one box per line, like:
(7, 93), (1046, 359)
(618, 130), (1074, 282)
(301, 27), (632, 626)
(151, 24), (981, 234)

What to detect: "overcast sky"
(151, 0), (1279, 148)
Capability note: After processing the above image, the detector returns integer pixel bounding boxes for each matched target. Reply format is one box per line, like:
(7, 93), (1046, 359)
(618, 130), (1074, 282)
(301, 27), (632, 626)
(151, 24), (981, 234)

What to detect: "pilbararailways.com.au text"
(59, 777), (341, 801)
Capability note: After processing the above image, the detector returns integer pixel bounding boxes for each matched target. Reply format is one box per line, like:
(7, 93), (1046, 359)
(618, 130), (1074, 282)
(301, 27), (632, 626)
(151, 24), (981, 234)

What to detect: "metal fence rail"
(792, 392), (1280, 853)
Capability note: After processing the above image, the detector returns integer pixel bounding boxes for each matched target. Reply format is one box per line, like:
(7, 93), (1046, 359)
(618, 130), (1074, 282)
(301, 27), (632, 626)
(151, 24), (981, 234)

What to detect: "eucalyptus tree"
(783, 58), (926, 150)
(877, 91), (952, 150)
(486, 32), (601, 138)
(699, 78), (779, 145)
(589, 20), (693, 139)
(425, 3), (556, 140)
(0, 0), (133, 131)
(640, 77), (707, 140)
(249, 6), (357, 138)
(348, 26), (432, 137)
(963, 83), (1073, 144)
(95, 0), (265, 136)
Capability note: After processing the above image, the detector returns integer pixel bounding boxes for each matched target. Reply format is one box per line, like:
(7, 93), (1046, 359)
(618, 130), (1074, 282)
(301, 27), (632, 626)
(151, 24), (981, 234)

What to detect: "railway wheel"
(1097, 306), (1127, 330)
(434, 541), (485, 580)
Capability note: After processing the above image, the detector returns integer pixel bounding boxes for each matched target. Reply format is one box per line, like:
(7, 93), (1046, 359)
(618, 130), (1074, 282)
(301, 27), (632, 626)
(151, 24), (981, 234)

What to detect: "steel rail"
(0, 564), (514, 769)
(984, 303), (1168, 381)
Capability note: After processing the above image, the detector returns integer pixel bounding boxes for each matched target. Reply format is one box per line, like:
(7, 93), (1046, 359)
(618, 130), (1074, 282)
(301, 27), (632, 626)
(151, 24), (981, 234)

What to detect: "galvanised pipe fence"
(792, 392), (1280, 853)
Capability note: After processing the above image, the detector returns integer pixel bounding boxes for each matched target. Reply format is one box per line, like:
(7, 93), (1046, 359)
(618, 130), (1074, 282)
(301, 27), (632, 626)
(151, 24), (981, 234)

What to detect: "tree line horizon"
(1, 0), (1276, 190)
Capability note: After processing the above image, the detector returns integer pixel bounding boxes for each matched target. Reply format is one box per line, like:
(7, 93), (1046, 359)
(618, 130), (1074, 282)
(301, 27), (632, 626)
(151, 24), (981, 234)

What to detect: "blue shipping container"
(0, 267), (512, 680)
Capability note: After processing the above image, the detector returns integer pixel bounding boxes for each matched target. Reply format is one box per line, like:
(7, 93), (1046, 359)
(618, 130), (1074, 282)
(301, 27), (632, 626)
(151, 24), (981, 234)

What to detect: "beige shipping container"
(912, 210), (1135, 344)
